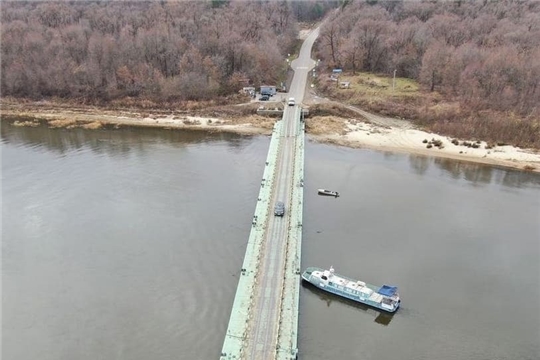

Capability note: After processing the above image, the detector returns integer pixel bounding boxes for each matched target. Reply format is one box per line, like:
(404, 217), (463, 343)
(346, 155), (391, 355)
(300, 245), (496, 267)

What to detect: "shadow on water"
(408, 154), (540, 188)
(408, 154), (430, 176)
(1, 117), (251, 156)
(301, 280), (395, 326)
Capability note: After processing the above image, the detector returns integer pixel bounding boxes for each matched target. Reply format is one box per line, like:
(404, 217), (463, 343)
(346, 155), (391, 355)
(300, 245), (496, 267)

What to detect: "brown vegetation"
(0, 97), (277, 133)
(305, 115), (349, 136)
(12, 119), (40, 127)
(48, 119), (77, 128)
(1, 1), (304, 103)
(81, 121), (103, 130)
(315, 0), (540, 148)
(307, 103), (363, 119)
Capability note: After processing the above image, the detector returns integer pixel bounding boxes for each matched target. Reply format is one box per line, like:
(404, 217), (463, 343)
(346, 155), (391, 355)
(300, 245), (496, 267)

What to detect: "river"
(2, 123), (539, 360)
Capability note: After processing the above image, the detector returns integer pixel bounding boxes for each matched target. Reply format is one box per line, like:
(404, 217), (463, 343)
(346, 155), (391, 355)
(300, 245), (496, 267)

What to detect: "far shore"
(2, 100), (539, 173)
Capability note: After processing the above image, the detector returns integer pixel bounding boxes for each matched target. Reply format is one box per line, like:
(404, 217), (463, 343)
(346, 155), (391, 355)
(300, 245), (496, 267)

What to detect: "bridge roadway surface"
(220, 28), (320, 360)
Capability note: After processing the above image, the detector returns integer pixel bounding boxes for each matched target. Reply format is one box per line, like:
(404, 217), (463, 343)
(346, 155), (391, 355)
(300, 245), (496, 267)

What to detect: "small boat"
(301, 266), (401, 313)
(318, 189), (339, 197)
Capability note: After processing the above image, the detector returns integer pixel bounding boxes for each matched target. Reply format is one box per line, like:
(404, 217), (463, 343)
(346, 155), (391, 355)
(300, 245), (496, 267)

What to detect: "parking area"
(251, 92), (288, 104)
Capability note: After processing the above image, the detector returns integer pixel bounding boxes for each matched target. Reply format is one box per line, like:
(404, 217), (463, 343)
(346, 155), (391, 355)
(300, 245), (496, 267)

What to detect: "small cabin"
(242, 87), (256, 97)
(330, 69), (342, 81)
(339, 81), (350, 89)
(260, 85), (277, 96)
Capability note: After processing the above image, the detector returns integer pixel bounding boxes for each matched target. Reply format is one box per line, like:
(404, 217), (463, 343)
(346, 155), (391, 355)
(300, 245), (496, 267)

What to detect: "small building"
(339, 81), (350, 89)
(242, 87), (256, 97)
(331, 68), (343, 81)
(260, 85), (277, 96)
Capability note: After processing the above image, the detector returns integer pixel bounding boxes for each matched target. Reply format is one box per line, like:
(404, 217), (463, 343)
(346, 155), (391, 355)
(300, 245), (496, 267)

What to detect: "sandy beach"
(313, 120), (540, 172)
(2, 100), (539, 173)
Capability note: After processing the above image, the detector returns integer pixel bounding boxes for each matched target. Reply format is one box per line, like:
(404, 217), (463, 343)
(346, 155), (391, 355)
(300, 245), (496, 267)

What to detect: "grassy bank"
(316, 72), (540, 149)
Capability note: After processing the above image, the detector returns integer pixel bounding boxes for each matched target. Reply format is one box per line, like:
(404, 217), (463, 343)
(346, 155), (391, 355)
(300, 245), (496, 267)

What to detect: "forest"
(1, 1), (325, 101)
(315, 0), (539, 146)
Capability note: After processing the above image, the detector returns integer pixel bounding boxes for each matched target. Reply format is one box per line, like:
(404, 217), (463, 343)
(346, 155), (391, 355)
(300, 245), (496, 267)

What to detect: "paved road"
(244, 27), (319, 360)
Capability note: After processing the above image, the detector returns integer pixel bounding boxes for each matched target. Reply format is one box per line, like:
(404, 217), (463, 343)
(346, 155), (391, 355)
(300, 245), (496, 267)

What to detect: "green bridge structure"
(220, 28), (320, 360)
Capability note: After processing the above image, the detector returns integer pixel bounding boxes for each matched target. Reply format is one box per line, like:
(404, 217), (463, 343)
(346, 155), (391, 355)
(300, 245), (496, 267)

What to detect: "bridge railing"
(220, 120), (283, 360)
(275, 106), (304, 360)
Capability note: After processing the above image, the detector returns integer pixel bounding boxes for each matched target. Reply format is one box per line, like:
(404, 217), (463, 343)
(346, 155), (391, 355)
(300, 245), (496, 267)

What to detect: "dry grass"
(430, 111), (540, 149)
(199, 103), (261, 118)
(81, 121), (103, 129)
(307, 103), (361, 119)
(12, 120), (40, 127)
(318, 73), (426, 121)
(344, 72), (420, 99)
(320, 72), (421, 113)
(305, 116), (348, 135)
(1, 94), (250, 114)
(316, 71), (540, 149)
(105, 94), (249, 112)
(48, 119), (77, 128)
(223, 114), (276, 129)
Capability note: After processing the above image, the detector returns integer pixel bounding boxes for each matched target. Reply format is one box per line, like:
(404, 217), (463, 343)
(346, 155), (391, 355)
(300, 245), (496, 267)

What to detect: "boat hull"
(302, 267), (400, 313)
(317, 189), (339, 197)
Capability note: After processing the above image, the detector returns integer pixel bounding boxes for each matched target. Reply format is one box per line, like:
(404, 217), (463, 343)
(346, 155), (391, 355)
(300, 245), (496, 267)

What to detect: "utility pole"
(393, 69), (397, 92)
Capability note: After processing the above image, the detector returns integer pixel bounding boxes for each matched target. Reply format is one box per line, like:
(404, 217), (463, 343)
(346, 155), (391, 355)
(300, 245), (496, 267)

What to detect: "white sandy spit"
(321, 120), (540, 171)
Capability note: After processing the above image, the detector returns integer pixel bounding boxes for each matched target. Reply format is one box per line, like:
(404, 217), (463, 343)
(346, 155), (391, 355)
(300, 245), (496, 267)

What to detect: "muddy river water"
(2, 124), (539, 360)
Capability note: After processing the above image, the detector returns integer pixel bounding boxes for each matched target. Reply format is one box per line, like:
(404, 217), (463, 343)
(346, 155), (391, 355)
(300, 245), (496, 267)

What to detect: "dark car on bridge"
(274, 201), (285, 216)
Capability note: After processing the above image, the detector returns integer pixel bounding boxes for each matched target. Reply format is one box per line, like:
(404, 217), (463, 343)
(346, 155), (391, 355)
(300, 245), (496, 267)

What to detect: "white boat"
(318, 189), (339, 197)
(302, 266), (401, 313)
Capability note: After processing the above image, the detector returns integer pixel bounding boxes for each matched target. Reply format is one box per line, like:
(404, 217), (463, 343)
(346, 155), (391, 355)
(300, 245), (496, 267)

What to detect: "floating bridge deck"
(220, 108), (305, 360)
(220, 26), (319, 360)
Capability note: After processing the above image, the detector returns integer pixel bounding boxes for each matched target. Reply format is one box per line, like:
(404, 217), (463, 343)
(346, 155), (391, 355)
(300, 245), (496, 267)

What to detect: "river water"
(2, 123), (539, 360)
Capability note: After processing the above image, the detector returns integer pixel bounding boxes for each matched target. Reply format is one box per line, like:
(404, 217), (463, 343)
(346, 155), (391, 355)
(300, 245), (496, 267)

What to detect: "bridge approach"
(220, 28), (320, 360)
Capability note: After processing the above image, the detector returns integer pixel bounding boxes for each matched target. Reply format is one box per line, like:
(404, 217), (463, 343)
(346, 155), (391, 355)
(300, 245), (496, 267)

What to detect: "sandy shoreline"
(312, 122), (540, 172)
(2, 104), (539, 173)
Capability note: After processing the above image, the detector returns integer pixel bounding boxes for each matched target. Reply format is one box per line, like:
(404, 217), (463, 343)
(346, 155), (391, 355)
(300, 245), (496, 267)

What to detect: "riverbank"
(2, 100), (539, 173)
(308, 118), (540, 173)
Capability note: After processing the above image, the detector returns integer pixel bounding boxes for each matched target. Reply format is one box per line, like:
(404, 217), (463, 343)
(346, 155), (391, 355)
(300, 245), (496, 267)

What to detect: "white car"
(288, 97), (295, 106)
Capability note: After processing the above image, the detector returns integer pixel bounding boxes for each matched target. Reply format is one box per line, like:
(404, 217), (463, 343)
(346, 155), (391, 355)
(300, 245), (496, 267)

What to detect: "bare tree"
(419, 43), (453, 92)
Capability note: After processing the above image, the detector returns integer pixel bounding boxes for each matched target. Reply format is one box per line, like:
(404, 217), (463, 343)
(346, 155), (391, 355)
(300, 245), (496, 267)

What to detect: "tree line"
(1, 1), (315, 102)
(316, 0), (540, 117)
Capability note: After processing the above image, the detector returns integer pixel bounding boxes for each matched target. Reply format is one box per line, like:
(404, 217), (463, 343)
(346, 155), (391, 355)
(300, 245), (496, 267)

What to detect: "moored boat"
(318, 189), (339, 197)
(301, 266), (400, 313)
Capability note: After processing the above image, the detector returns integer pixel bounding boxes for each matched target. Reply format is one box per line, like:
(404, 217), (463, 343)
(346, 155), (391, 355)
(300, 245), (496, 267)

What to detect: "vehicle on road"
(318, 189), (339, 197)
(274, 201), (285, 216)
(288, 97), (295, 106)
